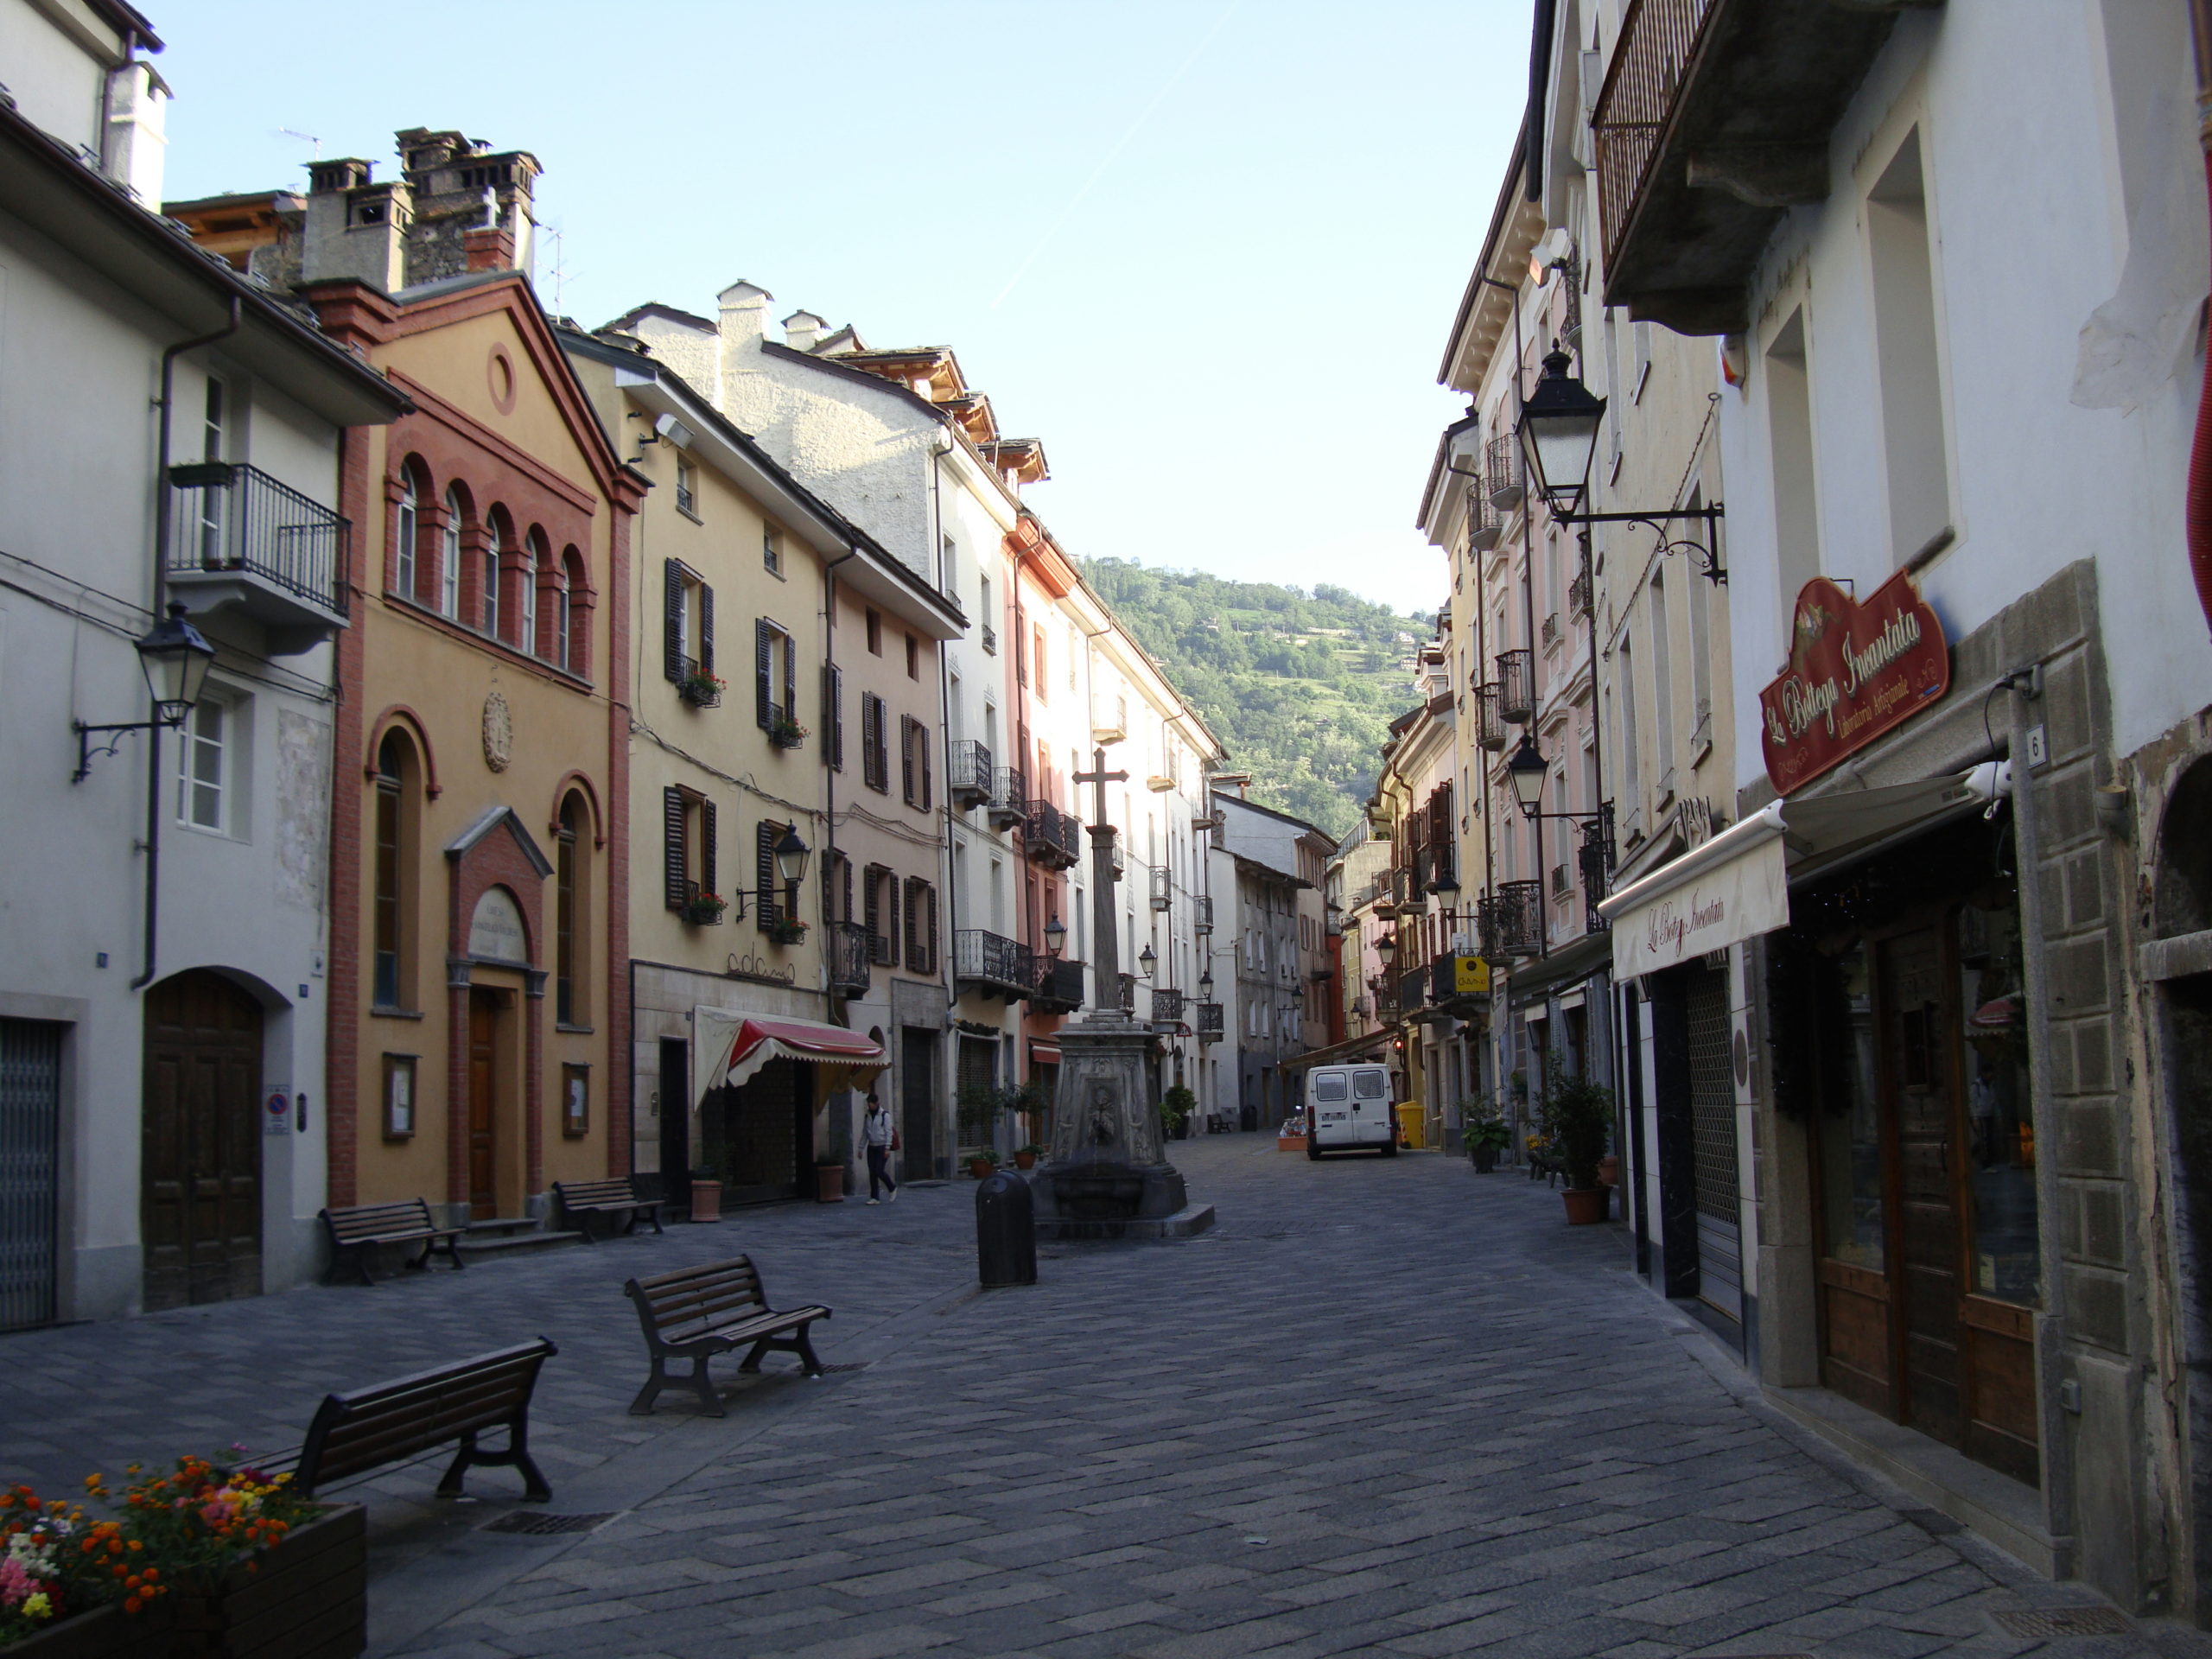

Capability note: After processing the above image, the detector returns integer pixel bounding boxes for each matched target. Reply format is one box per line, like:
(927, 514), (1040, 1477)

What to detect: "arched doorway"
(142, 970), (264, 1310)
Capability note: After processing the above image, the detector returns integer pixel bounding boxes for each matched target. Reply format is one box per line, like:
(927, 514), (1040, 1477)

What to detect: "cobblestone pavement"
(3, 1138), (2203, 1659)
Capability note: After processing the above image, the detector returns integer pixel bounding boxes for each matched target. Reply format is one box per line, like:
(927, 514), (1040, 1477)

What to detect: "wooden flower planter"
(9, 1602), (173, 1659)
(170, 1503), (366, 1659)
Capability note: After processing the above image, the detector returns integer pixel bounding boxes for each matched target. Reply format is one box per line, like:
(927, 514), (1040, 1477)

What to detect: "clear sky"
(153, 2), (1531, 616)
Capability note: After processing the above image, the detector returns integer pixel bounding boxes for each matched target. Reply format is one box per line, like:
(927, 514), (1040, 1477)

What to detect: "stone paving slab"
(7, 1139), (2212, 1658)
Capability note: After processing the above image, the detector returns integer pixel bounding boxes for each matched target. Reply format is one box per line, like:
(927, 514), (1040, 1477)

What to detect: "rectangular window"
(754, 618), (797, 733)
(1618, 638), (1639, 800)
(662, 560), (714, 688)
(862, 864), (896, 963)
(822, 664), (844, 771)
(899, 715), (933, 810)
(903, 877), (939, 974)
(940, 533), (957, 592)
(861, 695), (888, 792)
(1764, 308), (1821, 613)
(1649, 574), (1674, 791)
(662, 785), (717, 912)
(1869, 129), (1951, 565)
(176, 697), (226, 832)
(763, 525), (783, 575)
(196, 378), (227, 564)
(865, 607), (882, 655)
(756, 819), (798, 927)
(1032, 626), (1047, 702)
(395, 478), (417, 600)
(562, 1064), (589, 1137)
(905, 632), (919, 680)
(675, 458), (697, 518)
(382, 1054), (416, 1139)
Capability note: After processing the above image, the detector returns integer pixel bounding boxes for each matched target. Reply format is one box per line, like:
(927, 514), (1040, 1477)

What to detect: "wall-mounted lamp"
(73, 603), (216, 783)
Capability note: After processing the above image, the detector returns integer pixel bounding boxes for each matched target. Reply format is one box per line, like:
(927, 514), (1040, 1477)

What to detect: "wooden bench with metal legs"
(624, 1256), (830, 1417)
(320, 1198), (464, 1286)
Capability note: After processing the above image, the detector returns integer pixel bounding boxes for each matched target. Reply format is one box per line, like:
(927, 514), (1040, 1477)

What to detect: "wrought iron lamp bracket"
(1558, 504), (1727, 585)
(73, 719), (160, 785)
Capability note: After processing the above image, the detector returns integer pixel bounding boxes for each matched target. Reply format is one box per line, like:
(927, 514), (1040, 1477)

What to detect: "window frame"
(175, 693), (229, 835)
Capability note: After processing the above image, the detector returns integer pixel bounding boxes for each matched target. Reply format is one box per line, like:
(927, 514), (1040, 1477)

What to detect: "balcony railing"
(1592, 0), (1717, 270)
(1580, 804), (1617, 935)
(165, 461), (349, 638)
(1031, 957), (1084, 1014)
(1196, 1001), (1224, 1042)
(1149, 987), (1185, 1027)
(1568, 569), (1592, 619)
(1483, 881), (1546, 960)
(1473, 682), (1507, 753)
(981, 623), (997, 654)
(1484, 431), (1523, 513)
(1421, 846), (1458, 895)
(829, 920), (872, 997)
(987, 766), (1027, 831)
(949, 740), (994, 810)
(1496, 648), (1535, 724)
(1399, 965), (1431, 1015)
(1541, 613), (1560, 649)
(954, 929), (1039, 1001)
(1468, 490), (1502, 553)
(1023, 798), (1082, 870)
(1149, 865), (1173, 912)
(1192, 894), (1213, 935)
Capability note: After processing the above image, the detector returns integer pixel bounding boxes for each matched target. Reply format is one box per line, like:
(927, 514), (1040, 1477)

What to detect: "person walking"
(861, 1091), (899, 1205)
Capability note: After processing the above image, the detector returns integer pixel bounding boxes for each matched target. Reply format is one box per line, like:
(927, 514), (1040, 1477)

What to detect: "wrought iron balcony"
(829, 920), (872, 997)
(1568, 569), (1592, 619)
(1399, 965), (1431, 1016)
(949, 740), (994, 810)
(1580, 804), (1617, 935)
(1149, 865), (1173, 912)
(1473, 683), (1507, 753)
(981, 623), (997, 654)
(1592, 0), (1914, 335)
(1031, 956), (1084, 1014)
(1484, 431), (1523, 513)
(1023, 798), (1082, 870)
(1483, 880), (1545, 960)
(1149, 987), (1185, 1027)
(1422, 846), (1459, 896)
(1467, 490), (1502, 553)
(954, 929), (1039, 1001)
(165, 461), (349, 649)
(1541, 613), (1560, 649)
(987, 766), (1027, 831)
(1496, 648), (1535, 724)
(1192, 894), (1213, 935)
(1196, 1001), (1224, 1043)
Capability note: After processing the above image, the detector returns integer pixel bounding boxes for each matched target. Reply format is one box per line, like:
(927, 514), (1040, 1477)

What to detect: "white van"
(1304, 1064), (1398, 1158)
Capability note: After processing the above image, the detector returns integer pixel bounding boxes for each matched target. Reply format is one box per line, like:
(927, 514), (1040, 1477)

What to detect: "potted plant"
(965, 1147), (1000, 1179)
(689, 1160), (721, 1224)
(813, 1159), (845, 1204)
(682, 890), (728, 926)
(1014, 1144), (1044, 1172)
(764, 916), (808, 947)
(1460, 1101), (1510, 1173)
(677, 669), (724, 708)
(1537, 1058), (1615, 1224)
(767, 715), (809, 750)
(1160, 1085), (1197, 1142)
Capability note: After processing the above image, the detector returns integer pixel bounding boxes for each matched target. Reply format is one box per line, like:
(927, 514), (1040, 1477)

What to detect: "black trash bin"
(976, 1170), (1037, 1287)
(1239, 1103), (1258, 1133)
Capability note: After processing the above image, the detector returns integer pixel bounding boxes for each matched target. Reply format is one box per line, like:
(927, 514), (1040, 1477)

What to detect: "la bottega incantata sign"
(1760, 573), (1948, 795)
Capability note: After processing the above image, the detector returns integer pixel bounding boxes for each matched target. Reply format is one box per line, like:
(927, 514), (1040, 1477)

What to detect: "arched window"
(372, 730), (419, 1009)
(440, 486), (462, 619)
(483, 514), (504, 640)
(524, 529), (549, 658)
(395, 468), (419, 600)
(563, 546), (588, 677)
(555, 793), (588, 1026)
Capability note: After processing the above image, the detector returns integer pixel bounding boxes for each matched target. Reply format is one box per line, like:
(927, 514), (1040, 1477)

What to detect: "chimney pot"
(463, 225), (516, 272)
(307, 157), (372, 195)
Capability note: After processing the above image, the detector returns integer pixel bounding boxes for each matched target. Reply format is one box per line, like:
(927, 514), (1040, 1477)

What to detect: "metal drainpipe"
(135, 296), (242, 992)
(821, 546), (858, 1023)
(2008, 679), (2077, 1567)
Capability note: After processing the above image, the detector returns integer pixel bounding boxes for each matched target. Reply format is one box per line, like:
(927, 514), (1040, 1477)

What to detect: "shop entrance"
(1686, 966), (1743, 1322)
(142, 970), (263, 1310)
(1796, 817), (2040, 1486)
(901, 1028), (938, 1179)
(467, 989), (500, 1219)
(708, 1058), (809, 1205)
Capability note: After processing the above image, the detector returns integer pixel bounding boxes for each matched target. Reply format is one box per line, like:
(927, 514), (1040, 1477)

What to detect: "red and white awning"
(693, 1007), (887, 1107)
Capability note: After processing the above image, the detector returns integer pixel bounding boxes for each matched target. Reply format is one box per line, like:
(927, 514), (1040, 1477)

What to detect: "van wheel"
(1382, 1137), (1399, 1157)
(1306, 1141), (1321, 1161)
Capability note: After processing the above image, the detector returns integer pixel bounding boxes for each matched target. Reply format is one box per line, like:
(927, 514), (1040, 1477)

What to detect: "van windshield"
(1353, 1070), (1388, 1099)
(1313, 1075), (1348, 1102)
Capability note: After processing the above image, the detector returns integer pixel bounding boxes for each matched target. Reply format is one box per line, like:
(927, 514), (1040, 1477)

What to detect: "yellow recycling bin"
(1394, 1103), (1425, 1149)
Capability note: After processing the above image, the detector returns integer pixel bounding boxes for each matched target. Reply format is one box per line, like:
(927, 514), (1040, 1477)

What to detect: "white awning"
(1600, 763), (2009, 980)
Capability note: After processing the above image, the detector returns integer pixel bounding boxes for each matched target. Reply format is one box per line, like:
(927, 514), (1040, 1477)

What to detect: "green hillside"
(1083, 559), (1436, 838)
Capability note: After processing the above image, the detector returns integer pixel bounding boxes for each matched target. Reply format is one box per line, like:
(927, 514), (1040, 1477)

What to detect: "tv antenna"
(276, 128), (321, 161)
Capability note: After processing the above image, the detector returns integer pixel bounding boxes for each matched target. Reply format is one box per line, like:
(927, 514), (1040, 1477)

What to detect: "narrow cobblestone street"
(2, 1141), (2196, 1659)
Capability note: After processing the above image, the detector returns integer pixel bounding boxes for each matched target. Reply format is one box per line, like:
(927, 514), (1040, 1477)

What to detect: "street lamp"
(1441, 398), (1482, 479)
(1516, 348), (1605, 518)
(1043, 912), (1067, 957)
(1507, 735), (1550, 819)
(1139, 943), (1157, 978)
(1198, 968), (1214, 1000)
(1376, 931), (1397, 966)
(74, 602), (218, 782)
(772, 823), (812, 887)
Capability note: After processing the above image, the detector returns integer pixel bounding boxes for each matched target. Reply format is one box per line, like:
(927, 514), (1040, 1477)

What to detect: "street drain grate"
(480, 1510), (617, 1537)
(818, 1362), (868, 1374)
(1993, 1607), (2133, 1637)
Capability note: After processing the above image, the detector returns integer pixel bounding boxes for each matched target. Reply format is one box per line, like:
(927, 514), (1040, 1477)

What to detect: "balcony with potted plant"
(682, 888), (728, 926)
(767, 713), (808, 751)
(677, 663), (724, 708)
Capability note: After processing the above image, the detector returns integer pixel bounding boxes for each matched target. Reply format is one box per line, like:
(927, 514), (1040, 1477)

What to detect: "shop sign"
(1610, 830), (1788, 981)
(1759, 573), (1948, 796)
(467, 887), (528, 963)
(1451, 957), (1491, 995)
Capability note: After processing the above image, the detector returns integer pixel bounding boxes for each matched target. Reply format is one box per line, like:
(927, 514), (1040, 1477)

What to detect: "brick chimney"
(464, 225), (516, 272)
(393, 130), (541, 286)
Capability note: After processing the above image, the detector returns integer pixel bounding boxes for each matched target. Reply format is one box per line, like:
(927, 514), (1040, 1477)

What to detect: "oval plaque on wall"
(468, 887), (527, 963)
(482, 689), (512, 773)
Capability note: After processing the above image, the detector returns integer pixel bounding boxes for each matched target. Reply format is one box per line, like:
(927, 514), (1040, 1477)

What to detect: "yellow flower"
(22, 1592), (51, 1618)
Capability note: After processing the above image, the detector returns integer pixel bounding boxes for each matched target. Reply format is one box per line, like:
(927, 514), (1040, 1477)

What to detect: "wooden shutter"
(663, 786), (687, 908)
(919, 723), (933, 812)
(842, 855), (854, 926)
(925, 882), (939, 975)
(756, 821), (779, 925)
(754, 620), (774, 729)
(699, 582), (715, 678)
(903, 877), (920, 971)
(823, 664), (844, 771)
(861, 696), (886, 791)
(899, 715), (917, 805)
(663, 561), (684, 682)
(782, 627), (797, 734)
(700, 798), (717, 899)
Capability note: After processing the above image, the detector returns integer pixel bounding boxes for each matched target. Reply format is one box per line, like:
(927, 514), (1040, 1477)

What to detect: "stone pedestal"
(1030, 1010), (1213, 1241)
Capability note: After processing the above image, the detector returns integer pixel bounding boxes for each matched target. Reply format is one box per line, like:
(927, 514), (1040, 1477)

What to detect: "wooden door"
(901, 1029), (938, 1179)
(143, 972), (262, 1310)
(1883, 925), (1965, 1447)
(468, 990), (498, 1220)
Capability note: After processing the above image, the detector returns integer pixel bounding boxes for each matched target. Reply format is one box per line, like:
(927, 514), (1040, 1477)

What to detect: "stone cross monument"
(1027, 747), (1207, 1236)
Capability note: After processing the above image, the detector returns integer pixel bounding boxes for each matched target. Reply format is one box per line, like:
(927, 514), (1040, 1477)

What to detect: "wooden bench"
(552, 1177), (664, 1242)
(623, 1256), (831, 1417)
(320, 1198), (464, 1287)
(256, 1338), (557, 1501)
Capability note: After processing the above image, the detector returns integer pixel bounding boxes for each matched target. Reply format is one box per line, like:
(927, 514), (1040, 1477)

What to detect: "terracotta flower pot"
(968, 1156), (995, 1179)
(1596, 1154), (1620, 1188)
(690, 1179), (721, 1222)
(1014, 1150), (1037, 1171)
(814, 1164), (844, 1203)
(1561, 1185), (1611, 1225)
